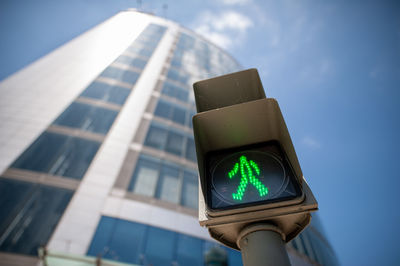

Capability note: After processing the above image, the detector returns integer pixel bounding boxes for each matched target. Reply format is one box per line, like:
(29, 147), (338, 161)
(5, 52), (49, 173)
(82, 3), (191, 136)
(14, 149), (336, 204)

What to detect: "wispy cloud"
(212, 11), (253, 32)
(219, 0), (251, 6)
(298, 58), (334, 85)
(191, 10), (253, 49)
(302, 136), (321, 149)
(242, 2), (332, 91)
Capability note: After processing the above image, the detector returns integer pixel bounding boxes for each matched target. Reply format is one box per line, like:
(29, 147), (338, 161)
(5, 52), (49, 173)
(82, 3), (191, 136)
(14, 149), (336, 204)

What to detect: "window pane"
(176, 234), (203, 266)
(161, 82), (188, 102)
(157, 164), (180, 204)
(126, 46), (153, 57)
(133, 168), (159, 197)
(53, 102), (118, 134)
(144, 125), (168, 150)
(57, 137), (100, 179)
(0, 179), (73, 256)
(154, 100), (172, 120)
(106, 86), (131, 105)
(172, 106), (186, 125)
(136, 34), (155, 44)
(171, 57), (182, 68)
(81, 81), (107, 100)
(115, 55), (147, 69)
(134, 39), (159, 50)
(165, 132), (184, 156)
(87, 217), (146, 265)
(185, 138), (197, 162)
(100, 66), (139, 85)
(87, 216), (116, 257)
(108, 219), (147, 263)
(129, 157), (160, 196)
(167, 69), (189, 85)
(144, 226), (175, 265)
(181, 171), (198, 209)
(228, 249), (243, 266)
(177, 33), (195, 49)
(81, 81), (130, 105)
(11, 132), (100, 179)
(88, 217), (243, 266)
(177, 88), (190, 102)
(203, 242), (228, 266)
(0, 178), (33, 235)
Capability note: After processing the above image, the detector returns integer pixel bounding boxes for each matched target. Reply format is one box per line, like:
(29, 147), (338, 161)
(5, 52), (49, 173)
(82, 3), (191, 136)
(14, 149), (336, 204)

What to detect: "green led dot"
(227, 155), (269, 201)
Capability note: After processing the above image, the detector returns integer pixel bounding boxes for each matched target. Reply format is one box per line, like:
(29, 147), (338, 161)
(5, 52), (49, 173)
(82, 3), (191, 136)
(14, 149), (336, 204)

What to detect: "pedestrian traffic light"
(192, 69), (317, 250)
(206, 143), (302, 211)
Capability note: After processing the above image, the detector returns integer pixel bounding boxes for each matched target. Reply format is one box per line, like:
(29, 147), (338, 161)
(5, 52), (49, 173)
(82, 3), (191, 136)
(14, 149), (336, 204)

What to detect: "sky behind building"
(1, 1), (399, 265)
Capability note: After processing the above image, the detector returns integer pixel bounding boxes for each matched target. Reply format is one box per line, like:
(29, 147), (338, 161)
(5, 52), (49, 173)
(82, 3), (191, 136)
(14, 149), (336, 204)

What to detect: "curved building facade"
(0, 10), (337, 266)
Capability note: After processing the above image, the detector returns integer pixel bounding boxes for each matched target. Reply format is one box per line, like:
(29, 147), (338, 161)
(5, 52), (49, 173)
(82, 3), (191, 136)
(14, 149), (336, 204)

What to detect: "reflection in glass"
(80, 81), (130, 105)
(167, 68), (189, 85)
(181, 171), (198, 209)
(161, 81), (189, 102)
(88, 217), (243, 266)
(155, 99), (187, 126)
(128, 155), (200, 210)
(11, 132), (100, 179)
(100, 66), (139, 85)
(144, 124), (168, 150)
(115, 55), (147, 69)
(0, 178), (73, 255)
(126, 46), (154, 58)
(165, 132), (184, 156)
(133, 168), (159, 197)
(176, 234), (203, 266)
(144, 227), (175, 265)
(53, 102), (118, 134)
(157, 164), (180, 204)
(129, 156), (160, 196)
(87, 217), (146, 264)
(154, 100), (172, 119)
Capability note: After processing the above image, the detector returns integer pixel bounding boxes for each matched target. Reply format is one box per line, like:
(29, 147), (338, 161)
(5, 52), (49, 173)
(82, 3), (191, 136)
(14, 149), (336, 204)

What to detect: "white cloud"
(302, 137), (321, 149)
(212, 11), (253, 32)
(219, 0), (251, 6)
(191, 10), (253, 49)
(195, 25), (232, 49)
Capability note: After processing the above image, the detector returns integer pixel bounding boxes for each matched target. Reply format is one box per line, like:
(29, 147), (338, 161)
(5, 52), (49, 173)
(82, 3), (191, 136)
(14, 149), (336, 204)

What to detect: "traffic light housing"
(192, 69), (317, 249)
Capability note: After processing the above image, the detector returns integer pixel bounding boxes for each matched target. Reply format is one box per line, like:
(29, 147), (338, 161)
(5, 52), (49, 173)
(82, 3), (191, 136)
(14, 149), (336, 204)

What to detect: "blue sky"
(1, 0), (399, 265)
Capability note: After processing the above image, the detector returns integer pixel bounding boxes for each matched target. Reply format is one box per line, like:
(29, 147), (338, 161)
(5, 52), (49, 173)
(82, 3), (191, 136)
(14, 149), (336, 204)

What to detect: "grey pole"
(238, 224), (291, 266)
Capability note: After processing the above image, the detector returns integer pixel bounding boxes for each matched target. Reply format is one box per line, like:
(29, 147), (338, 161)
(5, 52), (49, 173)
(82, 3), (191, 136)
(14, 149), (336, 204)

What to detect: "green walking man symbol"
(228, 155), (269, 201)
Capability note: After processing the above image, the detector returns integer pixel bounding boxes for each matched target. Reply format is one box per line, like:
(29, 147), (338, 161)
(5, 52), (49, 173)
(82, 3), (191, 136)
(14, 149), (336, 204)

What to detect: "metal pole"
(238, 224), (291, 266)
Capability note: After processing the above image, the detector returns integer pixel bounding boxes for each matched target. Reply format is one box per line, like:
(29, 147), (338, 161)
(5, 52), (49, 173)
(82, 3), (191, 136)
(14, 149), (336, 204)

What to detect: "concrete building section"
(101, 196), (210, 241)
(0, 9), (338, 266)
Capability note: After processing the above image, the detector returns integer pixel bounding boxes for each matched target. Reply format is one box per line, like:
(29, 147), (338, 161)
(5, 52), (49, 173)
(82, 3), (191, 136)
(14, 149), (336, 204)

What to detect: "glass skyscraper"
(0, 10), (338, 266)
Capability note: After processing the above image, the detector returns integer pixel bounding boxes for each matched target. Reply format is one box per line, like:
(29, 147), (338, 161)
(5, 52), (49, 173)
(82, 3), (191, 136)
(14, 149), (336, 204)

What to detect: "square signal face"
(205, 142), (302, 211)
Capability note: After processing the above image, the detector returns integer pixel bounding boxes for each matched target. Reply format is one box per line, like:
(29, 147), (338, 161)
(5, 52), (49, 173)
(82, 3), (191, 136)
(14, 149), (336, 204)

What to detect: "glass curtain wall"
(88, 216), (242, 266)
(127, 30), (241, 210)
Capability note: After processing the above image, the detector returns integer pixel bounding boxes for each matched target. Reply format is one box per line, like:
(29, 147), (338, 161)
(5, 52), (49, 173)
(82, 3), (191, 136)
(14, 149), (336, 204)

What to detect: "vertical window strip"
(128, 155), (198, 209)
(143, 122), (196, 162)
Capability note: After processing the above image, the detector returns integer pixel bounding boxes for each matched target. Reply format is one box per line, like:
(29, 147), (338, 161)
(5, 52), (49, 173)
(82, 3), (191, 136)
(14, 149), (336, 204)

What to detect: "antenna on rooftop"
(162, 4), (168, 18)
